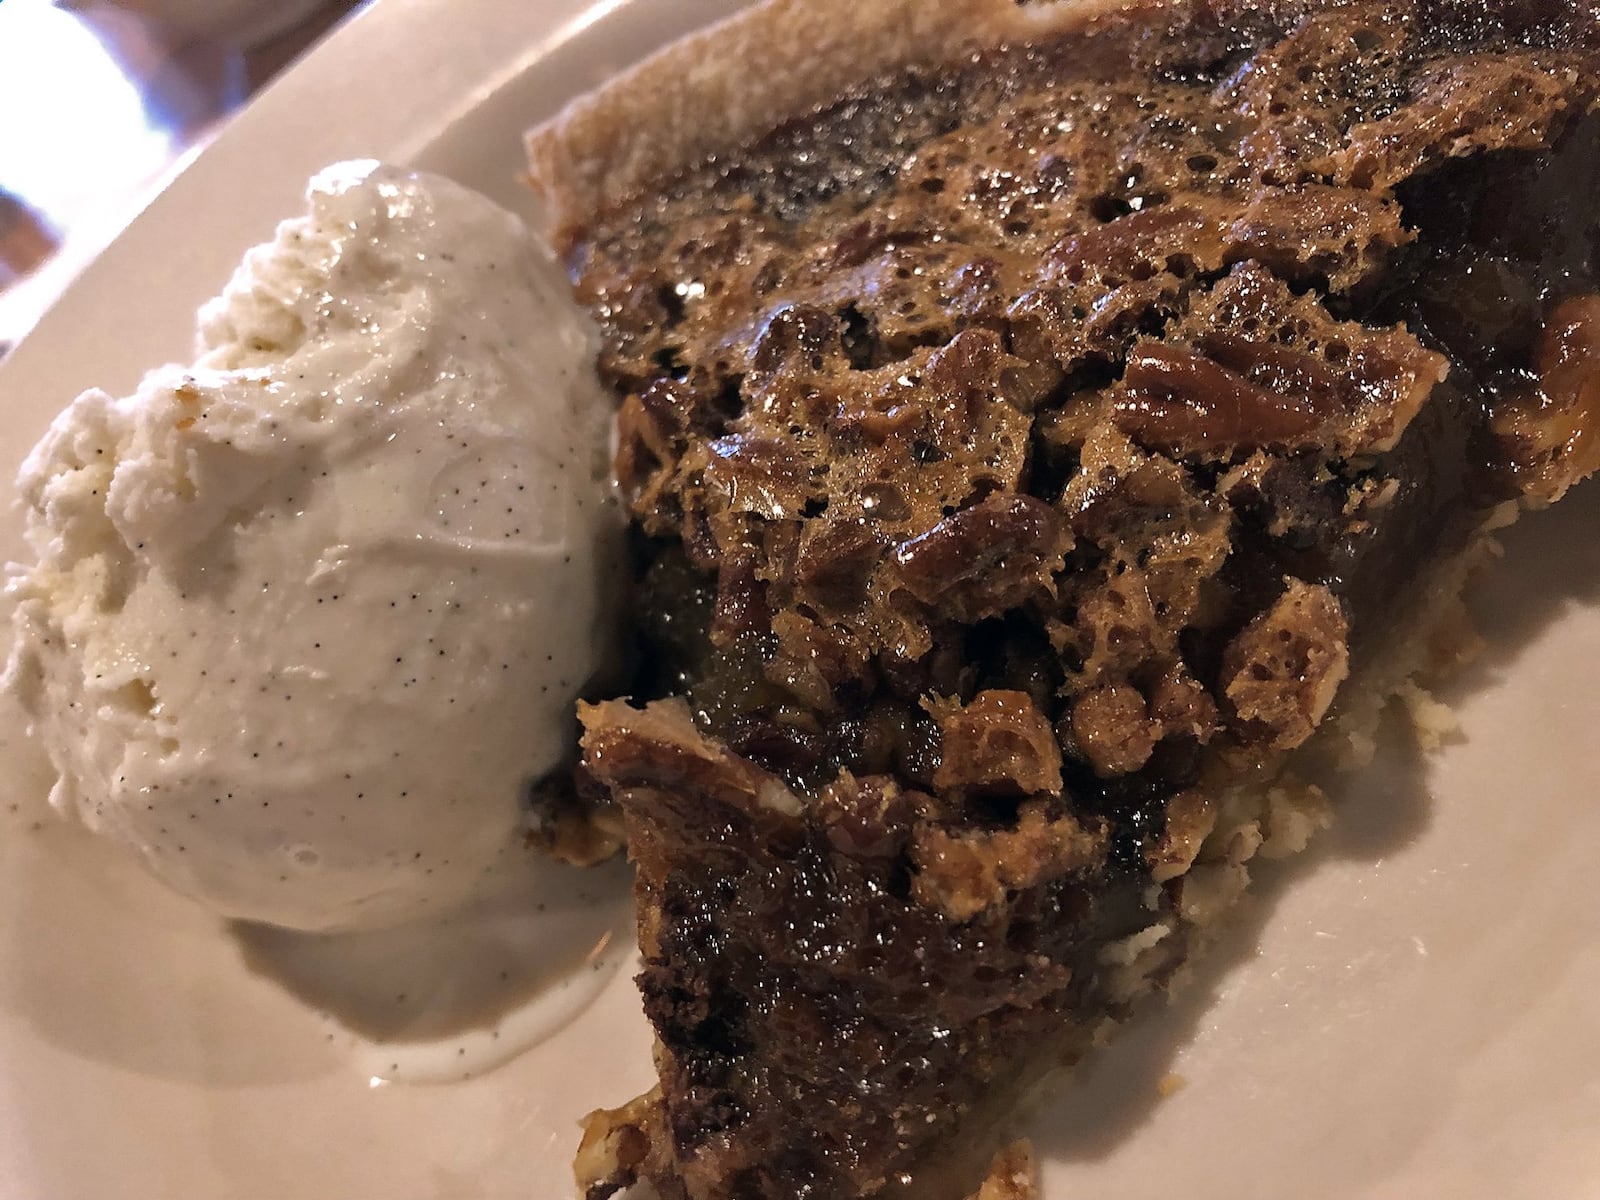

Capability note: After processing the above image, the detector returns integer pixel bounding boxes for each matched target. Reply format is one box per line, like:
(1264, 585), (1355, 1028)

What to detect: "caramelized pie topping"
(550, 1), (1600, 1196)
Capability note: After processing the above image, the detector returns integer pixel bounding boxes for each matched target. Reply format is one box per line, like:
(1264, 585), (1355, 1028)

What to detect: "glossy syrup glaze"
(569, 2), (1600, 1196)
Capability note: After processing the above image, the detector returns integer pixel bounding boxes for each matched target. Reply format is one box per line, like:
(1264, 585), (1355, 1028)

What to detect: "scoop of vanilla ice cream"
(6, 161), (621, 932)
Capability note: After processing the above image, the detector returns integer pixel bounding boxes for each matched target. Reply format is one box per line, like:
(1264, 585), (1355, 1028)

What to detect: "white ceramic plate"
(1, 3), (1597, 1197)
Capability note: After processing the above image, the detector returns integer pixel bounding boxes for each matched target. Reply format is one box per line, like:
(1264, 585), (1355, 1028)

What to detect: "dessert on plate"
(526, 0), (1600, 1195)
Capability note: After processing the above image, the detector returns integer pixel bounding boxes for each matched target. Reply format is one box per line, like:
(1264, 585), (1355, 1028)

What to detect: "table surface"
(0, 0), (366, 358)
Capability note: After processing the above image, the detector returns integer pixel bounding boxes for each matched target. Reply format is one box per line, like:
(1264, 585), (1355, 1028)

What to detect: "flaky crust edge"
(523, 0), (1139, 234)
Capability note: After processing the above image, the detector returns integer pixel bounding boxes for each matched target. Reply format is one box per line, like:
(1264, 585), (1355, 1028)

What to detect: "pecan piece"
(1046, 202), (1228, 288)
(1070, 684), (1160, 778)
(747, 302), (840, 378)
(1338, 54), (1581, 191)
(893, 493), (1064, 622)
(910, 799), (1105, 921)
(710, 552), (770, 645)
(1494, 294), (1600, 505)
(1113, 343), (1328, 455)
(1122, 264), (1448, 460)
(614, 390), (671, 503)
(794, 518), (887, 613)
(576, 1088), (669, 1200)
(932, 690), (1063, 797)
(1147, 666), (1220, 742)
(1145, 789), (1218, 884)
(815, 774), (924, 861)
(764, 609), (871, 712)
(968, 1141), (1040, 1200)
(1225, 184), (1411, 290)
(1221, 579), (1350, 750)
(704, 433), (813, 520)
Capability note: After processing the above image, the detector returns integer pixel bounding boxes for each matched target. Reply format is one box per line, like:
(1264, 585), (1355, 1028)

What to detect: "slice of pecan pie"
(526, 1), (1600, 1195)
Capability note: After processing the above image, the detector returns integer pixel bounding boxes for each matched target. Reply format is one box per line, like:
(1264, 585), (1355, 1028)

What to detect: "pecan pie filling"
(537, 2), (1600, 1196)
